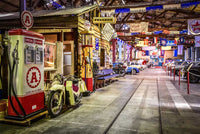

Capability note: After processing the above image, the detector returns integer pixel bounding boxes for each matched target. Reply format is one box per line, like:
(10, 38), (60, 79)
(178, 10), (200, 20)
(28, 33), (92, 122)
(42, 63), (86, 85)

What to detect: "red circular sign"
(21, 11), (34, 29)
(26, 66), (41, 88)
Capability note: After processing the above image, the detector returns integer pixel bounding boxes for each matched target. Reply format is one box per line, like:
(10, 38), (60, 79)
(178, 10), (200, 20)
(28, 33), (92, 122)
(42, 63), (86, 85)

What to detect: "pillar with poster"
(80, 31), (94, 93)
(7, 29), (45, 120)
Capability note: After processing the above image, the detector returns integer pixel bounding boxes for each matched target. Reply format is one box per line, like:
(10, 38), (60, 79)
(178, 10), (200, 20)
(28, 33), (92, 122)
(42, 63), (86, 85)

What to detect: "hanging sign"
(102, 23), (114, 41)
(130, 22), (148, 33)
(195, 36), (200, 47)
(93, 17), (116, 24)
(188, 19), (200, 35)
(21, 11), (34, 29)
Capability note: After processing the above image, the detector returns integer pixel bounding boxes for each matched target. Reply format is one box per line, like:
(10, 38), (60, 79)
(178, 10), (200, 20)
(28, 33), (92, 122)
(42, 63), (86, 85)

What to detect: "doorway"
(63, 41), (74, 76)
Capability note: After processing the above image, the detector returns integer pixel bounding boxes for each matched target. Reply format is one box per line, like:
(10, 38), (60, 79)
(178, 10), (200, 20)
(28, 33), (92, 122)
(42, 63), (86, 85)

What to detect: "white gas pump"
(7, 29), (44, 119)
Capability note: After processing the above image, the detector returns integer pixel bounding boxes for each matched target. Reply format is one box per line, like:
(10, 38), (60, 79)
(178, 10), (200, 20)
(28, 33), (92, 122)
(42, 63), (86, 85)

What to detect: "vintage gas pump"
(80, 31), (93, 92)
(7, 29), (44, 120)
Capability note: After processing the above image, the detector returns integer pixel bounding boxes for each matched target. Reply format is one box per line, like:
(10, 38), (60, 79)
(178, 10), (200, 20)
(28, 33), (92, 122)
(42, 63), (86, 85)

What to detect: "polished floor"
(1, 68), (200, 134)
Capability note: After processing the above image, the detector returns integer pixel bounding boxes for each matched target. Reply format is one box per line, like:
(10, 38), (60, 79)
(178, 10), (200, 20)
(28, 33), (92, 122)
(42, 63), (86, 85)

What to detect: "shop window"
(44, 42), (56, 69)
(100, 48), (105, 66)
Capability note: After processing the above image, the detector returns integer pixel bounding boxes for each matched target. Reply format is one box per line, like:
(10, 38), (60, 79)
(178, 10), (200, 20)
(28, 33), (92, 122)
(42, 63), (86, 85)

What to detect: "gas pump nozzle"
(12, 40), (19, 64)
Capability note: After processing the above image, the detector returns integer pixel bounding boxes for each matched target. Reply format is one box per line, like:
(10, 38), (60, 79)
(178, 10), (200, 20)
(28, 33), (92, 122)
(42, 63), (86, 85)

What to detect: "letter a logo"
(26, 67), (41, 88)
(31, 72), (38, 83)
(25, 15), (30, 24)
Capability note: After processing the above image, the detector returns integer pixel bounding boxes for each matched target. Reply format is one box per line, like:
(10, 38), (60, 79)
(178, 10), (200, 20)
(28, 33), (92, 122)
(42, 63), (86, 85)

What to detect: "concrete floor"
(1, 68), (200, 134)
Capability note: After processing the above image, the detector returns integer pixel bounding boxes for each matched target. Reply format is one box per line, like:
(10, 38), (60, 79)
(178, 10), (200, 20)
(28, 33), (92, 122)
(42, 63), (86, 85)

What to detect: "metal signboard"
(93, 17), (116, 24)
(102, 23), (114, 41)
(21, 11), (34, 29)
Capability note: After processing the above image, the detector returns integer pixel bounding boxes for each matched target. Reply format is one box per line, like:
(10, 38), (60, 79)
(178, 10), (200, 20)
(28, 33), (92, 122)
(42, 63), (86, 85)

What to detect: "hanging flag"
(195, 36), (200, 47)
(161, 50), (165, 56)
(153, 37), (157, 43)
(179, 37), (184, 43)
(178, 45), (183, 55)
(146, 51), (149, 56)
(142, 50), (146, 56)
(173, 49), (178, 57)
(160, 38), (167, 46)
(144, 39), (148, 45)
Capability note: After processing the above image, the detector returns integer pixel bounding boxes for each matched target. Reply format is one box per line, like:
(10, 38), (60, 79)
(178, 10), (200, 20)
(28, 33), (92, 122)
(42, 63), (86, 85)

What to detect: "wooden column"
(73, 28), (79, 77)
(111, 39), (117, 63)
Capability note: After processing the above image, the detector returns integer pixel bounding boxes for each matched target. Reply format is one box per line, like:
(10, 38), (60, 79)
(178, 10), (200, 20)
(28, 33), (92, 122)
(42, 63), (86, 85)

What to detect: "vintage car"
(188, 62), (200, 83)
(129, 62), (143, 71)
(173, 61), (190, 76)
(113, 62), (139, 75)
(182, 62), (200, 83)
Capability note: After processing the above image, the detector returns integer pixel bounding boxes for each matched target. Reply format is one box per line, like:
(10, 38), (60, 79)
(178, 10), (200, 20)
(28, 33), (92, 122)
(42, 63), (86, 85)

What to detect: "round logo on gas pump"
(26, 67), (41, 88)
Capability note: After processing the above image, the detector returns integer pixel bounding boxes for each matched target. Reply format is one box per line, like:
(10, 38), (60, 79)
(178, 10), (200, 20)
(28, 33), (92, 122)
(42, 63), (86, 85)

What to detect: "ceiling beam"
(0, 0), (19, 8)
(99, 0), (195, 9)
(108, 0), (115, 6)
(154, 10), (167, 19)
(121, 13), (131, 22)
(104, 0), (111, 6)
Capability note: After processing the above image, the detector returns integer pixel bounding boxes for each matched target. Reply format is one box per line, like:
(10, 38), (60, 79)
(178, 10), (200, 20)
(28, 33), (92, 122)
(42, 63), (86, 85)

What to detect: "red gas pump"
(7, 29), (45, 120)
(80, 31), (94, 93)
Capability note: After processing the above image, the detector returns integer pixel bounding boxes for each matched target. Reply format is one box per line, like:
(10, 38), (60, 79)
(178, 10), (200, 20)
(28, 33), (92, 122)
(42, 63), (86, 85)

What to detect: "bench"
(95, 69), (119, 88)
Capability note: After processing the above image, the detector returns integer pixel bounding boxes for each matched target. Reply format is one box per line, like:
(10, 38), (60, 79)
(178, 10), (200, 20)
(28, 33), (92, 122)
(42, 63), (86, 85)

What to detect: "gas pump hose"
(8, 41), (26, 118)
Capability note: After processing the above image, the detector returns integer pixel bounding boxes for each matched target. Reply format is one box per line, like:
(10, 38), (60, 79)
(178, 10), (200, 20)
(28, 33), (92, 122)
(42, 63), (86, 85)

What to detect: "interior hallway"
(1, 68), (200, 134)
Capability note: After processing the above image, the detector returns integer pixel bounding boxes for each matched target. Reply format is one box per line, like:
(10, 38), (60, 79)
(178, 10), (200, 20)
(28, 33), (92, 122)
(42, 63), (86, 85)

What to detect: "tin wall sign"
(84, 20), (91, 31)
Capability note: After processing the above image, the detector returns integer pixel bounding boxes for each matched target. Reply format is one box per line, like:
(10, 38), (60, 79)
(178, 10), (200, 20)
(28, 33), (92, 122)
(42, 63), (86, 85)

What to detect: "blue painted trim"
(115, 8), (130, 14)
(131, 32), (140, 35)
(146, 5), (163, 11)
(181, 2), (200, 8)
